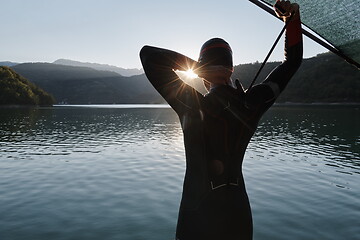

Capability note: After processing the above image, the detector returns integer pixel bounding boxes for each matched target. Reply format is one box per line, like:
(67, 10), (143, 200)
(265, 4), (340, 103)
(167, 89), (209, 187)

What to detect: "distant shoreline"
(1, 102), (360, 109)
(53, 104), (171, 109)
(274, 102), (360, 106)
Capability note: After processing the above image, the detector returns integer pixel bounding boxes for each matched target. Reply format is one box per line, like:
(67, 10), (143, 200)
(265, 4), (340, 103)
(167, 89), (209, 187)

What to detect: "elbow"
(283, 56), (302, 71)
(139, 45), (153, 65)
(284, 56), (302, 74)
(140, 45), (152, 58)
(293, 54), (303, 70)
(139, 45), (164, 69)
(294, 46), (303, 70)
(284, 43), (303, 70)
(295, 43), (303, 69)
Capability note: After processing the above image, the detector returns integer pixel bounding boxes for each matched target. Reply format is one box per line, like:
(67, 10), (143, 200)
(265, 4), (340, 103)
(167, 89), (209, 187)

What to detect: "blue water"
(0, 105), (359, 240)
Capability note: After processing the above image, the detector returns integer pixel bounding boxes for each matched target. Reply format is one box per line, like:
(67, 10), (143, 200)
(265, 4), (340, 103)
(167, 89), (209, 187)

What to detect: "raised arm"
(246, 1), (303, 110)
(140, 46), (203, 115)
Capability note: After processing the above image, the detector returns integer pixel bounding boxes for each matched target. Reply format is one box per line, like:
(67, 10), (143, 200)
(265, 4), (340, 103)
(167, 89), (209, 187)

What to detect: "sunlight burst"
(183, 69), (198, 79)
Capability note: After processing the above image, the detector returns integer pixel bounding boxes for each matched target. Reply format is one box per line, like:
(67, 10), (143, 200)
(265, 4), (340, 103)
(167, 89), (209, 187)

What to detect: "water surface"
(0, 105), (359, 240)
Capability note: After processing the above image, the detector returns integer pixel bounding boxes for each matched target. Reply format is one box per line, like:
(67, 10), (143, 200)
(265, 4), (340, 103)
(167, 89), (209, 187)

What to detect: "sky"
(1, 0), (327, 69)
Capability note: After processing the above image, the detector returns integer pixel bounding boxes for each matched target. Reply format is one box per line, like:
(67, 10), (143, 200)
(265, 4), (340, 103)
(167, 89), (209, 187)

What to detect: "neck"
(209, 78), (231, 87)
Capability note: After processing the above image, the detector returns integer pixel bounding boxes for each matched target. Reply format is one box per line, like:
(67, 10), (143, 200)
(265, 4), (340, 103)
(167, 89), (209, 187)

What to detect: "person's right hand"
(274, 0), (300, 22)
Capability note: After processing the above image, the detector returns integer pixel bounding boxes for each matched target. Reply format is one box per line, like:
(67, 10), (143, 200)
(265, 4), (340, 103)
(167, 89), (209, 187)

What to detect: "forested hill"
(9, 52), (360, 104)
(232, 52), (360, 103)
(11, 63), (163, 104)
(0, 66), (55, 105)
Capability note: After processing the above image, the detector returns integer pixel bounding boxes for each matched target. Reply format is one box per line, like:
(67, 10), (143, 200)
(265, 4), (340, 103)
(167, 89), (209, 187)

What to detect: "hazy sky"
(1, 0), (326, 69)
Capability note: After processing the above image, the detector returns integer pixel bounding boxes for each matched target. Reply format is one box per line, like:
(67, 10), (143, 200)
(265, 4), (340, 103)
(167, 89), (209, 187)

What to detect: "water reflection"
(1, 105), (359, 173)
(0, 105), (359, 240)
(1, 107), (182, 159)
(251, 106), (360, 174)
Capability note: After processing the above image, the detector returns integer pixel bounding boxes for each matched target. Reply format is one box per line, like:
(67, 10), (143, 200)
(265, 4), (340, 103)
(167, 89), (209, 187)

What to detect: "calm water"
(0, 105), (359, 240)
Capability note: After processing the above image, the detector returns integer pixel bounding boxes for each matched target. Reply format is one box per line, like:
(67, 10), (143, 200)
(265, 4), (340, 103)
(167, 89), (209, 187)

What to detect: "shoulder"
(245, 83), (277, 107)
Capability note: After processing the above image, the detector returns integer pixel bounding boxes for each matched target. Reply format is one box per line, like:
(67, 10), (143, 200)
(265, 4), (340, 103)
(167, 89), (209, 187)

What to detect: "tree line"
(0, 66), (55, 105)
(232, 52), (360, 103)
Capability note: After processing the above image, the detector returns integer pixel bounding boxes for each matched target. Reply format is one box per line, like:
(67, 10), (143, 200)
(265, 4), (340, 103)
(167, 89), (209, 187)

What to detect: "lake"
(0, 104), (359, 240)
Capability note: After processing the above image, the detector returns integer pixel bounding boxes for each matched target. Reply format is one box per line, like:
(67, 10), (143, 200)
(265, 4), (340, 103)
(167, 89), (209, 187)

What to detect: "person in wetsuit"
(139, 1), (302, 239)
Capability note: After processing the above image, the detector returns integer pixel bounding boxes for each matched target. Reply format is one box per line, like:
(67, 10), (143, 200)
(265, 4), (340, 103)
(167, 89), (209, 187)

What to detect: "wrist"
(286, 12), (300, 23)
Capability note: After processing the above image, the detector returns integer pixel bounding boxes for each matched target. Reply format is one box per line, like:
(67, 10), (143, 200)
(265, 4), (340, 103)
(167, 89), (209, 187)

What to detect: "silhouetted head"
(198, 38), (234, 89)
(198, 38), (233, 70)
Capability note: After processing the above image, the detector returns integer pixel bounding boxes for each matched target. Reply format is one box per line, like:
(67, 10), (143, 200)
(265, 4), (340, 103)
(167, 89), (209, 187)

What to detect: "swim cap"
(198, 38), (233, 69)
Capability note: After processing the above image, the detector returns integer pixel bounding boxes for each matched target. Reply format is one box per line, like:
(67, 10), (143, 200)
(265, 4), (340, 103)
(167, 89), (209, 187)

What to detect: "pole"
(248, 20), (290, 90)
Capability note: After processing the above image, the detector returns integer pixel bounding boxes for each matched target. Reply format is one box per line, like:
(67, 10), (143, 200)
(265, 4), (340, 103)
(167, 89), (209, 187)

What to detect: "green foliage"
(0, 66), (55, 105)
(233, 52), (360, 103)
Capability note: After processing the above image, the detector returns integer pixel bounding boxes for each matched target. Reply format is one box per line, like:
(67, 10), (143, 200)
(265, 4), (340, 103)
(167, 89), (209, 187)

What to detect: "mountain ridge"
(9, 52), (360, 104)
(0, 61), (20, 67)
(53, 59), (143, 77)
(12, 63), (162, 104)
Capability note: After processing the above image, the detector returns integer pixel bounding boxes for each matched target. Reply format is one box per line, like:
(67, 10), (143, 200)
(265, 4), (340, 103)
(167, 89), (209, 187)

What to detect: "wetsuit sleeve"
(140, 46), (203, 115)
(245, 18), (303, 112)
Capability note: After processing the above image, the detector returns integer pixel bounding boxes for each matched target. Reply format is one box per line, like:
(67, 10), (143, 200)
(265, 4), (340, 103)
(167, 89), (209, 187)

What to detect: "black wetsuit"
(140, 19), (302, 240)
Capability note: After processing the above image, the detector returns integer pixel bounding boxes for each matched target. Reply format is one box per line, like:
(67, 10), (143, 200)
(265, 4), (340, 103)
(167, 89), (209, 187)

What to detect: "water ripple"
(0, 105), (359, 240)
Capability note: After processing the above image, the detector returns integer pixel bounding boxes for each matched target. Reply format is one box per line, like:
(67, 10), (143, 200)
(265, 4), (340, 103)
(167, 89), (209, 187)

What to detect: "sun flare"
(183, 69), (199, 79)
